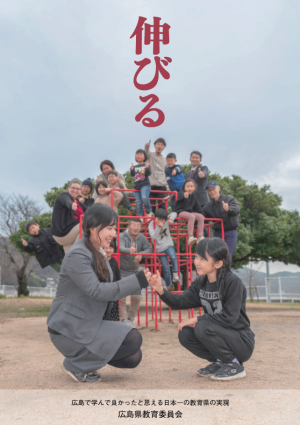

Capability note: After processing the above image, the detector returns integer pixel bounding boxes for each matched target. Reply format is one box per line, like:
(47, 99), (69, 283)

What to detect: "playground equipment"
(79, 188), (225, 330)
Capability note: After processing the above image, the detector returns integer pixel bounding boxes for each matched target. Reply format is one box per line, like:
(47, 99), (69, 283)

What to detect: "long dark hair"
(82, 203), (118, 282)
(195, 237), (231, 301)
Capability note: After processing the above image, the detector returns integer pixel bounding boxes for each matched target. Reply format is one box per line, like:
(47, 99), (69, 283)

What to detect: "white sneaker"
(172, 273), (180, 283)
(188, 236), (197, 246)
(128, 318), (136, 328)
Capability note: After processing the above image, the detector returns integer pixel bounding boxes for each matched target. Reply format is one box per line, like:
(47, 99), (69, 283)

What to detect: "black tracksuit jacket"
(23, 228), (63, 268)
(204, 193), (240, 231)
(174, 190), (205, 215)
(159, 271), (254, 340)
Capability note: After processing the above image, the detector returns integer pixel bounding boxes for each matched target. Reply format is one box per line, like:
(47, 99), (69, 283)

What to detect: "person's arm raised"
(22, 239), (34, 252)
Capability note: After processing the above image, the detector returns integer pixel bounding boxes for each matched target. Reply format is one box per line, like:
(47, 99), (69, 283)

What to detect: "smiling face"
(68, 182), (82, 199)
(207, 185), (220, 200)
(135, 152), (146, 163)
(184, 181), (196, 194)
(166, 157), (176, 168)
(128, 220), (142, 237)
(81, 185), (92, 196)
(28, 224), (40, 235)
(107, 174), (118, 185)
(90, 223), (117, 249)
(97, 184), (107, 195)
(190, 153), (201, 167)
(154, 142), (165, 154)
(104, 245), (114, 259)
(102, 164), (113, 175)
(194, 252), (222, 279)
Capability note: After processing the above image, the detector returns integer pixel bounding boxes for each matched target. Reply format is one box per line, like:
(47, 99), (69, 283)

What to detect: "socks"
(217, 358), (240, 365)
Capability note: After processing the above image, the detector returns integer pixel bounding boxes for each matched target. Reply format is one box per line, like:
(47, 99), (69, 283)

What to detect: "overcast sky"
(1, 0), (299, 272)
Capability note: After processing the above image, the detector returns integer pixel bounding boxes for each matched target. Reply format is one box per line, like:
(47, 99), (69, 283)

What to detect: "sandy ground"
(0, 303), (299, 390)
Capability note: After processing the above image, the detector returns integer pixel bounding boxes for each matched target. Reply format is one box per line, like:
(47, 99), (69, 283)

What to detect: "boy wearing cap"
(145, 138), (167, 213)
(78, 178), (95, 208)
(204, 181), (240, 259)
(184, 151), (209, 207)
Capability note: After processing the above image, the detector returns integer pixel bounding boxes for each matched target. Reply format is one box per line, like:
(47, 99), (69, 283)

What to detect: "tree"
(0, 194), (44, 296)
(44, 178), (84, 208)
(207, 173), (300, 268)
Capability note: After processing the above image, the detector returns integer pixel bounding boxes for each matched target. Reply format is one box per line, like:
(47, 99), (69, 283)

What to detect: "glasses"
(70, 187), (81, 191)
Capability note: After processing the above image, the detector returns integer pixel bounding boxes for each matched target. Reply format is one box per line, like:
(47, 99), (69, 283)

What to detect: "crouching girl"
(149, 237), (255, 381)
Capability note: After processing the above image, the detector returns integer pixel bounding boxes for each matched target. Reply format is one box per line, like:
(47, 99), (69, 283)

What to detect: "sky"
(1, 0), (300, 273)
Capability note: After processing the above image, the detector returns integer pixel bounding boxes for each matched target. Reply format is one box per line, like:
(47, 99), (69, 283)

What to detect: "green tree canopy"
(207, 173), (300, 268)
(9, 169), (300, 281)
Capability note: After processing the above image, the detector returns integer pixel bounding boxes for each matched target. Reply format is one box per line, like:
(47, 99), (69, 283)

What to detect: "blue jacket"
(165, 165), (185, 192)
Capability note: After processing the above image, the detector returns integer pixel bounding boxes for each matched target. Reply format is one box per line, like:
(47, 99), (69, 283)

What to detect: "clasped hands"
(142, 268), (164, 295)
(142, 268), (198, 333)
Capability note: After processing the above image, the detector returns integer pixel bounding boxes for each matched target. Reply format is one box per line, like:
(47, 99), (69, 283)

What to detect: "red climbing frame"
(79, 188), (225, 330)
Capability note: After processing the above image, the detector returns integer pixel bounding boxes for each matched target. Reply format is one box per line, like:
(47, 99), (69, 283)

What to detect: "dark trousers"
(178, 321), (254, 364)
(150, 185), (167, 213)
(119, 193), (132, 211)
(214, 229), (237, 260)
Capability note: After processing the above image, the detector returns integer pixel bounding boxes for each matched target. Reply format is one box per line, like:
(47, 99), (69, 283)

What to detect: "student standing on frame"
(144, 138), (167, 213)
(184, 151), (209, 207)
(149, 238), (255, 381)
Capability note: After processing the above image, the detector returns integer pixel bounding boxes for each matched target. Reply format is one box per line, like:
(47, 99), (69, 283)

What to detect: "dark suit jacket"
(184, 164), (209, 206)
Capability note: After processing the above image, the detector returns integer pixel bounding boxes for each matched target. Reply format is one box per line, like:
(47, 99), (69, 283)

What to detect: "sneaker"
(188, 236), (197, 246)
(210, 362), (246, 381)
(197, 236), (205, 244)
(61, 364), (102, 383)
(128, 318), (136, 328)
(167, 284), (175, 292)
(172, 273), (180, 283)
(197, 362), (222, 377)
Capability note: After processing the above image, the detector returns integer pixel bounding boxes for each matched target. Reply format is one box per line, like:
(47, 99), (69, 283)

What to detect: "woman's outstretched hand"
(149, 270), (164, 295)
(143, 268), (152, 283)
(177, 317), (198, 333)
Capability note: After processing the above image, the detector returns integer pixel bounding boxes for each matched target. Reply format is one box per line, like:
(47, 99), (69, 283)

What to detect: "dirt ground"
(0, 299), (299, 391)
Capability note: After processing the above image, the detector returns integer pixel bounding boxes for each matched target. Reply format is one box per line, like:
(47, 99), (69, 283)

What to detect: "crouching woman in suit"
(47, 203), (150, 383)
